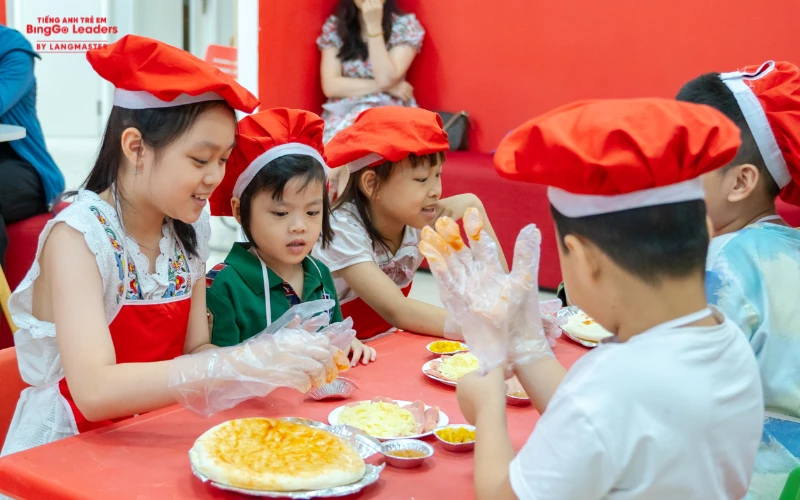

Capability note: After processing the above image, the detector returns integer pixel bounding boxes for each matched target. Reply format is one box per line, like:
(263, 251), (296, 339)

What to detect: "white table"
(0, 124), (26, 142)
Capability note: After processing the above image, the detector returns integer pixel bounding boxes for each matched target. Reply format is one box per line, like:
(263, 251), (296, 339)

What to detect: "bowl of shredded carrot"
(434, 424), (476, 452)
(426, 340), (469, 355)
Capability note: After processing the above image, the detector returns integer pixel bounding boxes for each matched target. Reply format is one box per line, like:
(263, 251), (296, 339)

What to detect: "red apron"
(58, 295), (190, 432)
(58, 215), (192, 433)
(341, 283), (412, 340)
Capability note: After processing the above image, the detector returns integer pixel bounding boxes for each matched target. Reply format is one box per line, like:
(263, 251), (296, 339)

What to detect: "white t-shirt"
(312, 202), (423, 305)
(509, 308), (763, 500)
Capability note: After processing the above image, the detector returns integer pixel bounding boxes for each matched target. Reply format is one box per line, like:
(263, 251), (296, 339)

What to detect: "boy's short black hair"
(676, 72), (781, 198)
(239, 154), (333, 248)
(551, 199), (709, 285)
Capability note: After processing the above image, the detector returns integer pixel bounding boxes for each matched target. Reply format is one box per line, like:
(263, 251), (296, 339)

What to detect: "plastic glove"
(540, 298), (565, 347)
(419, 208), (554, 372)
(443, 314), (464, 340)
(168, 300), (355, 417)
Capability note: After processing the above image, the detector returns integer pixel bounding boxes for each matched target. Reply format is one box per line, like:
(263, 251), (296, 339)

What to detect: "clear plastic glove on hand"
(539, 298), (565, 347)
(419, 208), (555, 372)
(168, 300), (355, 416)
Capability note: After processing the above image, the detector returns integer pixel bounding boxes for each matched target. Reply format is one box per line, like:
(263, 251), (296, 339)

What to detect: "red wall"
(0, 0), (6, 25)
(259, 0), (800, 153)
(258, 1), (337, 110)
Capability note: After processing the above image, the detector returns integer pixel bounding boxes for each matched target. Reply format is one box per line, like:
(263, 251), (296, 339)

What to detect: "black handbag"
(436, 110), (470, 151)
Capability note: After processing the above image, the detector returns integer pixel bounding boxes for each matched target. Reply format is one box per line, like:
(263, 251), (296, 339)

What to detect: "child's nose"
(205, 163), (224, 187)
(289, 215), (307, 232)
(429, 177), (443, 199)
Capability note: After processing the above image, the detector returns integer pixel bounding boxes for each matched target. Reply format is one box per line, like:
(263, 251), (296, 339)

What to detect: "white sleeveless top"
(1, 190), (210, 456)
(312, 202), (423, 305)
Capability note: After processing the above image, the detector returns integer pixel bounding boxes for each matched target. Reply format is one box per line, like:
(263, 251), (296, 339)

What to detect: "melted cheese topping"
(337, 402), (418, 438)
(438, 352), (479, 381)
(208, 418), (362, 478)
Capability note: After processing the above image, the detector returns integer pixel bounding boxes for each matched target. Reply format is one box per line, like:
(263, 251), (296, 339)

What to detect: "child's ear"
(564, 234), (601, 283)
(359, 170), (379, 199)
(727, 164), (760, 203)
(120, 127), (144, 170)
(231, 197), (242, 224)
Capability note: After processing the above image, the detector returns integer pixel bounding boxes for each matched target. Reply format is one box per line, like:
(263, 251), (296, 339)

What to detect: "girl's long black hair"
(76, 101), (235, 257)
(335, 0), (402, 61)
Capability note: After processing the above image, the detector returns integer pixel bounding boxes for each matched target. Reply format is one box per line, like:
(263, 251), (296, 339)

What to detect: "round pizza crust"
(563, 313), (613, 342)
(190, 418), (366, 492)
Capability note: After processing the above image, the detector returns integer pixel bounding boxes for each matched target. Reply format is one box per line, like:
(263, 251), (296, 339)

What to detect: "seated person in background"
(313, 107), (506, 340)
(0, 25), (65, 268)
(677, 61), (800, 418)
(424, 99), (763, 499)
(318, 0), (424, 196)
(207, 108), (375, 366)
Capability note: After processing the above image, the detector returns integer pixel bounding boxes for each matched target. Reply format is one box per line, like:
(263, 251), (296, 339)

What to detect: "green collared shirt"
(206, 242), (342, 347)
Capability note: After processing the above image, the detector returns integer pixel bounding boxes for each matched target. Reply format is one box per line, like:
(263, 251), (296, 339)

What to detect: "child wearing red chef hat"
(206, 108), (375, 366)
(677, 61), (800, 419)
(423, 99), (763, 499)
(2, 36), (351, 457)
(313, 106), (507, 340)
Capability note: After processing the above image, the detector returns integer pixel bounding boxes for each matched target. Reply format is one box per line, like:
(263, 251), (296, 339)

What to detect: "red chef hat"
(719, 61), (800, 206)
(210, 108), (328, 217)
(493, 98), (742, 217)
(86, 34), (259, 113)
(325, 106), (449, 172)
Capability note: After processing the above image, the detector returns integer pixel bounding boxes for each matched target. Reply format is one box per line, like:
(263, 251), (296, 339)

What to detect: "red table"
(0, 333), (587, 500)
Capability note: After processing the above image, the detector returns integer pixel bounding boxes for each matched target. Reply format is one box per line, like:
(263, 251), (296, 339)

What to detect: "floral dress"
(317, 13), (425, 144)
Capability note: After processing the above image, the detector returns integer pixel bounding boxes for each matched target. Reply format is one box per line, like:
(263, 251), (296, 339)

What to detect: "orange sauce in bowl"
(386, 449), (427, 458)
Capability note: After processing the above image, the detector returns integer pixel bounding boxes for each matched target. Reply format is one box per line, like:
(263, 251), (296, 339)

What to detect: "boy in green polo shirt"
(206, 108), (376, 366)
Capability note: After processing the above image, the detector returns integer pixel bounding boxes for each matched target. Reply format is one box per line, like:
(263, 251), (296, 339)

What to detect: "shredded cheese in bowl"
(438, 353), (480, 381)
(337, 402), (418, 438)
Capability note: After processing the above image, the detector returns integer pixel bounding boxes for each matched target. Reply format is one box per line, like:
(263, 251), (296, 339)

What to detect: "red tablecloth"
(0, 333), (587, 500)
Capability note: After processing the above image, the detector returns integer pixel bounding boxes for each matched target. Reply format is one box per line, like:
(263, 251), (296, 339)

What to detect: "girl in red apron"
(2, 36), (347, 456)
(313, 106), (507, 340)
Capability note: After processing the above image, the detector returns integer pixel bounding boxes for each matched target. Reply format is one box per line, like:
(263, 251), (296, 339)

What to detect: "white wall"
(131, 0), (183, 49)
(189, 0), (235, 59)
(236, 0), (258, 99)
(6, 0), (248, 259)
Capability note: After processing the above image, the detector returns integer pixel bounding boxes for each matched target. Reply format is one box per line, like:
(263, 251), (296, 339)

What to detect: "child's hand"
(436, 193), (485, 223)
(346, 338), (377, 367)
(456, 365), (507, 424)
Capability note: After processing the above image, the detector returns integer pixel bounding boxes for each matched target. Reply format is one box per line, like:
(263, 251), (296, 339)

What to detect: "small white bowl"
(433, 424), (476, 452)
(305, 378), (359, 401)
(426, 341), (468, 356)
(381, 439), (434, 468)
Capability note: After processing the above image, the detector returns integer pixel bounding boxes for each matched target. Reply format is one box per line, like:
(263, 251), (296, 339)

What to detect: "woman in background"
(318, 0), (425, 197)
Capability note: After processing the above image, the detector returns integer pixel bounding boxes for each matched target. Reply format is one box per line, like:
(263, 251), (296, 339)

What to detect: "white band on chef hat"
(232, 143), (330, 199)
(113, 89), (225, 109)
(719, 61), (792, 189)
(346, 152), (385, 173)
(547, 177), (705, 218)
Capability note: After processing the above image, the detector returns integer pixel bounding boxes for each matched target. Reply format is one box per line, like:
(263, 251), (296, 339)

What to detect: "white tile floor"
(50, 137), (556, 307)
